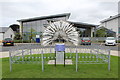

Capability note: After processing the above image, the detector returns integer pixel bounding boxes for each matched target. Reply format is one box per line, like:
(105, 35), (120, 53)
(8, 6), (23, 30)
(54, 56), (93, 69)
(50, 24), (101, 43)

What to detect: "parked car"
(81, 37), (91, 45)
(105, 37), (116, 46)
(2, 38), (14, 46)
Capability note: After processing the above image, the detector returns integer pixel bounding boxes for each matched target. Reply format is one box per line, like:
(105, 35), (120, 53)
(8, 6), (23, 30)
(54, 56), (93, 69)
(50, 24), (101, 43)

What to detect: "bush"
(23, 40), (31, 43)
(98, 41), (105, 43)
(14, 40), (32, 43)
(14, 33), (22, 40)
(117, 40), (120, 43)
(14, 40), (22, 43)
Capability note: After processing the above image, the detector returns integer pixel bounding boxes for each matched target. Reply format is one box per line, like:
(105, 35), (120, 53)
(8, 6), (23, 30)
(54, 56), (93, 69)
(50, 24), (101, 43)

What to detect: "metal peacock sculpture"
(42, 20), (79, 46)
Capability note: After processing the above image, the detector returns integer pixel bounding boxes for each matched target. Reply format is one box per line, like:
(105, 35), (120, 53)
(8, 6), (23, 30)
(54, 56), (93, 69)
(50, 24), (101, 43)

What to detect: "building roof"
(100, 14), (120, 23)
(68, 21), (98, 27)
(9, 24), (19, 32)
(17, 13), (70, 22)
(0, 27), (9, 33)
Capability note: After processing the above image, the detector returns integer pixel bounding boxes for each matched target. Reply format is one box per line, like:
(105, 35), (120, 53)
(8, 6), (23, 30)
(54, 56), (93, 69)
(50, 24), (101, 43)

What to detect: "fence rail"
(9, 43), (110, 72)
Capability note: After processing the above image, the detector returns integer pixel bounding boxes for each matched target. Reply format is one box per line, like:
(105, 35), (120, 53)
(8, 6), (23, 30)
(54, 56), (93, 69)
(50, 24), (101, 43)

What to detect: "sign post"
(55, 43), (65, 66)
(36, 35), (40, 43)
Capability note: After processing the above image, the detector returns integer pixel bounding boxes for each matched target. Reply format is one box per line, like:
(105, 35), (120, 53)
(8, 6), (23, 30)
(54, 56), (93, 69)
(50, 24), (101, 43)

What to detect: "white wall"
(4, 28), (15, 40)
(0, 33), (4, 42)
(100, 17), (119, 37)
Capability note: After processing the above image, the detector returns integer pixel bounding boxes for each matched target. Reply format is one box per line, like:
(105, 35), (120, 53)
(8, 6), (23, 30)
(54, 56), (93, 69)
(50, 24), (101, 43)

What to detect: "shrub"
(23, 40), (31, 43)
(14, 40), (22, 43)
(14, 33), (22, 40)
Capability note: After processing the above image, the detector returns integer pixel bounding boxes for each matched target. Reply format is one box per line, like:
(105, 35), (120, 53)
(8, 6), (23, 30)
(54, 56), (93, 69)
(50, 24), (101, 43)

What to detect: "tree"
(96, 26), (116, 37)
(28, 28), (36, 42)
(14, 33), (22, 40)
(96, 27), (107, 37)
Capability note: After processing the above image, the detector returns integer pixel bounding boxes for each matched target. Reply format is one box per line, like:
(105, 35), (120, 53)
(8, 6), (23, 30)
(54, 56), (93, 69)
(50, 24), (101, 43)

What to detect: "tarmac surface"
(0, 43), (119, 52)
(0, 47), (119, 58)
(0, 43), (119, 58)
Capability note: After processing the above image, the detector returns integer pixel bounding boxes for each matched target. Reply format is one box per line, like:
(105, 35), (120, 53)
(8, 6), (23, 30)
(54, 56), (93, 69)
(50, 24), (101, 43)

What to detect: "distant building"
(17, 13), (97, 41)
(0, 27), (14, 42)
(4, 27), (15, 39)
(0, 27), (8, 42)
(9, 24), (20, 33)
(100, 14), (120, 38)
(0, 25), (20, 42)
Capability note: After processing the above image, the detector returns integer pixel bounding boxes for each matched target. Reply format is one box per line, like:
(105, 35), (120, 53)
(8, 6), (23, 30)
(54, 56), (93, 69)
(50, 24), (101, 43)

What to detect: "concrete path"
(0, 50), (119, 58)
(0, 51), (9, 58)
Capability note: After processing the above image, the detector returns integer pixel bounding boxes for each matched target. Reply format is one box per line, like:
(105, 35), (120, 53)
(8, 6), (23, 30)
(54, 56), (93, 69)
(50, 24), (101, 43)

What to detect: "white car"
(105, 37), (116, 46)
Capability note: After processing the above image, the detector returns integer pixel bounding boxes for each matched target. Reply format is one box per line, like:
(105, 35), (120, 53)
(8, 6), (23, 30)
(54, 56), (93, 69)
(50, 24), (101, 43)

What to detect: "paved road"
(0, 43), (119, 52)
(93, 43), (119, 51)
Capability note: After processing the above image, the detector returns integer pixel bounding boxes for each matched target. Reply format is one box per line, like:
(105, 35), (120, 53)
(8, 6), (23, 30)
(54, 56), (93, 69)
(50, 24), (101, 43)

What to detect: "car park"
(105, 37), (116, 46)
(81, 37), (91, 45)
(2, 38), (14, 46)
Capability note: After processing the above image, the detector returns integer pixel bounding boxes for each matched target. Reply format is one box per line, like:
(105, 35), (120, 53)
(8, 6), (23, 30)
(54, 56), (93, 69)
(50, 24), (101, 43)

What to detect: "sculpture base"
(48, 59), (72, 64)
(56, 51), (64, 64)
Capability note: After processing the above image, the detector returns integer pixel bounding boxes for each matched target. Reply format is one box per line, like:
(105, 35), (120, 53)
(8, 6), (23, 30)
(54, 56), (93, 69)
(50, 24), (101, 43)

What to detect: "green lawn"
(1, 54), (118, 78)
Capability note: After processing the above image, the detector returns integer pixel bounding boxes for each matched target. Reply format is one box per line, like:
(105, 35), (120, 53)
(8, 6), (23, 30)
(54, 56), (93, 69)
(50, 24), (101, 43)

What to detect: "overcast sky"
(0, 0), (119, 27)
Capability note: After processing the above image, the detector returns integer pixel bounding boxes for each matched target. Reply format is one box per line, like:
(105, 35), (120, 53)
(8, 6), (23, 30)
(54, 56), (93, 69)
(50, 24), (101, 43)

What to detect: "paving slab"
(48, 59), (72, 64)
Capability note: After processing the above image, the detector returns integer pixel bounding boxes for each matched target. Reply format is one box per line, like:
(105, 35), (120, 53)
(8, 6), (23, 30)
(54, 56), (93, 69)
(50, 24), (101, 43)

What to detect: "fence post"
(22, 49), (24, 62)
(76, 46), (78, 72)
(108, 49), (111, 71)
(50, 45), (52, 53)
(50, 45), (52, 58)
(41, 49), (44, 72)
(9, 51), (12, 72)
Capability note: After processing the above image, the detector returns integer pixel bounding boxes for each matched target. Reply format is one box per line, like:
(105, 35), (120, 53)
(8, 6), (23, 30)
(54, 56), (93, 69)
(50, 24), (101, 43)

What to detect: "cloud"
(0, 0), (119, 27)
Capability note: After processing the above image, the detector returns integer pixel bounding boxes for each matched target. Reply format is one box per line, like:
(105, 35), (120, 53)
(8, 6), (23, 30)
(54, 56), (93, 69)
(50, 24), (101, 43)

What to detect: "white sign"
(36, 35), (40, 38)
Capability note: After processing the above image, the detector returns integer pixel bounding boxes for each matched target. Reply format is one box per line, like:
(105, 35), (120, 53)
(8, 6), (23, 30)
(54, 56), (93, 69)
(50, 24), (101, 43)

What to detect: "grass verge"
(1, 54), (118, 78)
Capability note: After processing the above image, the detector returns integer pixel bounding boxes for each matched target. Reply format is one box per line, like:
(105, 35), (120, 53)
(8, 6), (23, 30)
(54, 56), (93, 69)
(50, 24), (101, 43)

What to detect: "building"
(9, 24), (20, 33)
(100, 14), (120, 38)
(0, 27), (15, 42)
(0, 25), (20, 42)
(17, 13), (97, 41)
(68, 21), (97, 37)
(0, 27), (8, 42)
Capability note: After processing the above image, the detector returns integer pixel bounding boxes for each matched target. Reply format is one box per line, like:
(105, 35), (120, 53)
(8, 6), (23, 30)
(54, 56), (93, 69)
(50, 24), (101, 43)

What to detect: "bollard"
(9, 51), (12, 72)
(41, 50), (44, 72)
(108, 50), (111, 71)
(76, 47), (78, 72)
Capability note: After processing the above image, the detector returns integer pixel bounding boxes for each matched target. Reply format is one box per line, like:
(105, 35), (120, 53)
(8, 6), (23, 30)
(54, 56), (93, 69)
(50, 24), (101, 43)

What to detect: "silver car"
(105, 37), (116, 46)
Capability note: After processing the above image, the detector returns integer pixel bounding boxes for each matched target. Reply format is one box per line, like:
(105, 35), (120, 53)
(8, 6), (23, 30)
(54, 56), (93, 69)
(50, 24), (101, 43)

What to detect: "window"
(119, 27), (120, 34)
(11, 35), (12, 38)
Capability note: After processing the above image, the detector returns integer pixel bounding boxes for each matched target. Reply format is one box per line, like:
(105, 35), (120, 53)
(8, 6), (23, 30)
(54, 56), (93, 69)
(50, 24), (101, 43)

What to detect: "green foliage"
(14, 40), (35, 43)
(96, 27), (107, 37)
(14, 40), (22, 43)
(28, 28), (36, 42)
(96, 27), (116, 37)
(14, 33), (22, 40)
(117, 39), (120, 43)
(107, 32), (115, 37)
(23, 40), (31, 43)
